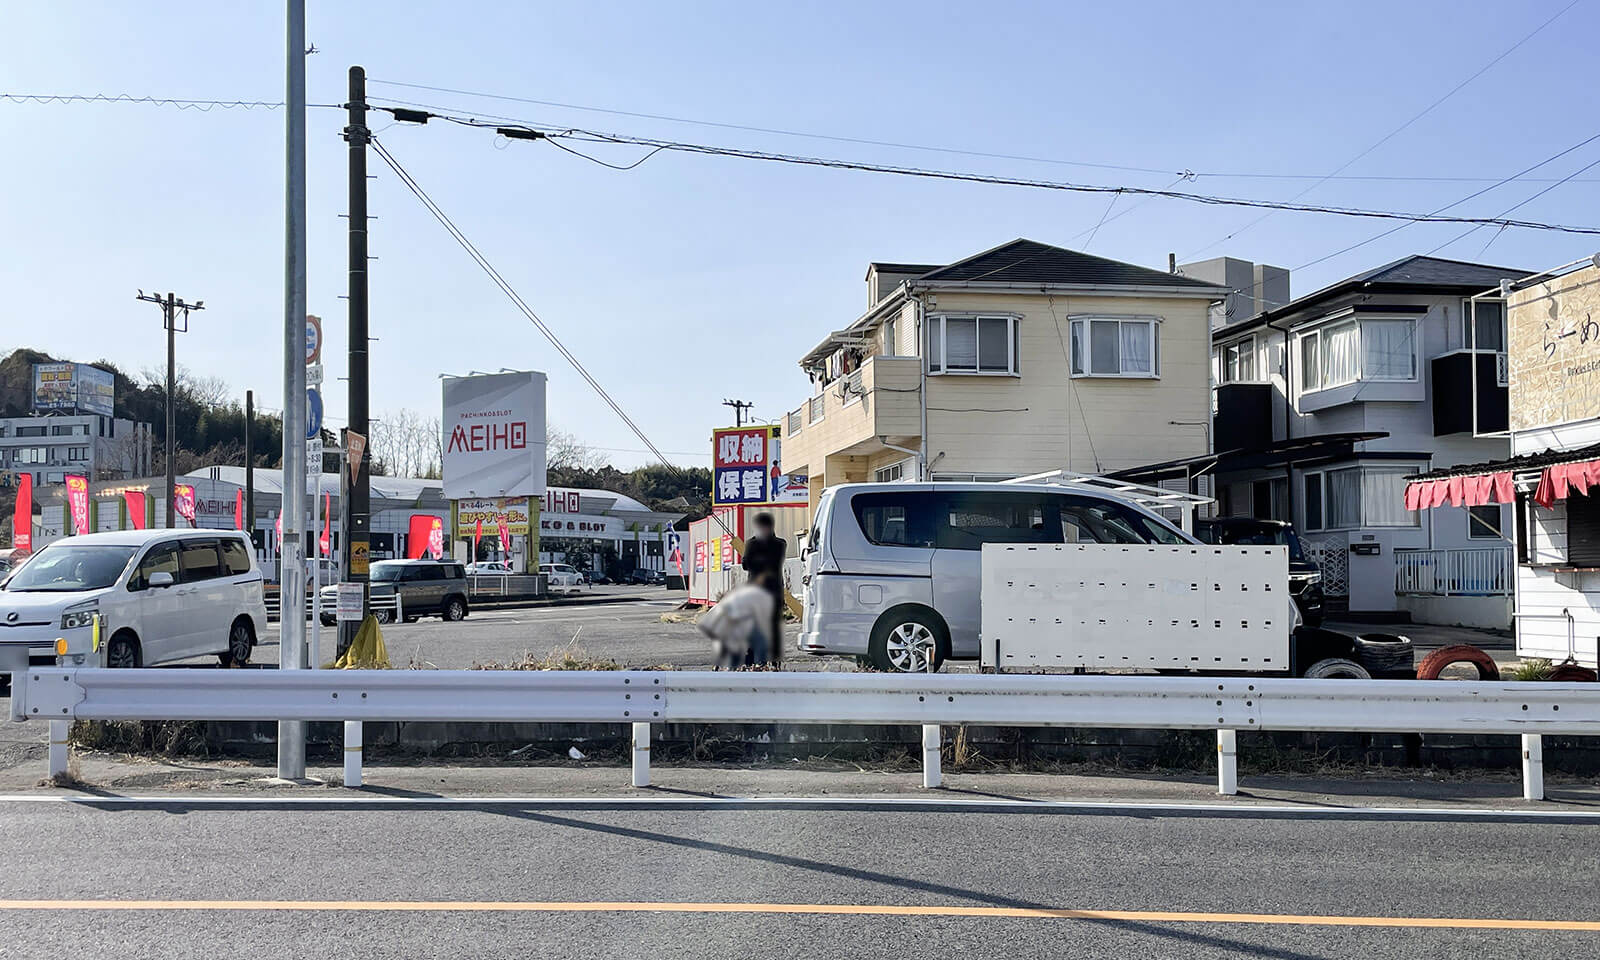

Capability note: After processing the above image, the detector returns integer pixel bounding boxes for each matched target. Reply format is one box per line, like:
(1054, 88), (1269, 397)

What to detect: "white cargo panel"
(980, 543), (1291, 672)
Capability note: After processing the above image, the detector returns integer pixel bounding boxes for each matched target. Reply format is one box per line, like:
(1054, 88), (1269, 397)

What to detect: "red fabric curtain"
(1405, 470), (1520, 511)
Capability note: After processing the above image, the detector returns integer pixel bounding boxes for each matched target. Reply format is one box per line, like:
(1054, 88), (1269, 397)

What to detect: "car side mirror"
(149, 571), (175, 588)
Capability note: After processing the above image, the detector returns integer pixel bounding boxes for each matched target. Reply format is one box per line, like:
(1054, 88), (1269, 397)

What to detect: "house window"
(883, 318), (897, 355)
(1463, 299), (1505, 352)
(874, 458), (912, 483)
(925, 315), (1019, 375)
(1304, 464), (1421, 531)
(1297, 318), (1416, 391)
(1468, 504), (1503, 539)
(67, 446), (89, 461)
(1069, 317), (1160, 377)
(1218, 336), (1256, 383)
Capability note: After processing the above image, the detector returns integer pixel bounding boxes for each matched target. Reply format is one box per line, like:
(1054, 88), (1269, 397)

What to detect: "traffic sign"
(306, 362), (324, 386)
(306, 388), (323, 440)
(306, 314), (322, 364)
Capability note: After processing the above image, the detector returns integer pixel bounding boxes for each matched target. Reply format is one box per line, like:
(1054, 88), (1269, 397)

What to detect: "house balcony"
(784, 355), (923, 473)
(1430, 350), (1508, 436)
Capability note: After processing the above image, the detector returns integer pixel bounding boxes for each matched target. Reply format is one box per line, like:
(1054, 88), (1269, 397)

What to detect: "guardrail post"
(48, 719), (70, 780)
(1216, 729), (1238, 796)
(631, 722), (651, 787)
(344, 721), (363, 788)
(922, 724), (942, 789)
(1522, 734), (1544, 801)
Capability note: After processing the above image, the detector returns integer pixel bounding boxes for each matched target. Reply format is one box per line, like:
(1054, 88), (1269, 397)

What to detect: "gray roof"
(915, 239), (1226, 290)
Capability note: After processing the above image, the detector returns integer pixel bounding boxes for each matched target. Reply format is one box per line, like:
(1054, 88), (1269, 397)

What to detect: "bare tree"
(370, 409), (443, 479)
(547, 424), (606, 472)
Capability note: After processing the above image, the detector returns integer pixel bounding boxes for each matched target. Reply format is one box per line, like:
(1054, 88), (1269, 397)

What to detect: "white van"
(0, 529), (268, 668)
(798, 482), (1192, 672)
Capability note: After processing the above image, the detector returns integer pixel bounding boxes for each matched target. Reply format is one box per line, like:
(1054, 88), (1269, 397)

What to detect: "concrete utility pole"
(722, 398), (753, 427)
(135, 290), (202, 527)
(244, 389), (254, 542)
(339, 64), (372, 658)
(279, 0), (309, 780)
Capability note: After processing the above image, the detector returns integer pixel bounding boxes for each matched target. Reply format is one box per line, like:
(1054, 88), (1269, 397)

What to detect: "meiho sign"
(441, 371), (547, 501)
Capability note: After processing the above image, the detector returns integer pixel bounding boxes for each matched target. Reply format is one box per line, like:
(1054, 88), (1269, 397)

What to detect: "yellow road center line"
(0, 900), (1594, 931)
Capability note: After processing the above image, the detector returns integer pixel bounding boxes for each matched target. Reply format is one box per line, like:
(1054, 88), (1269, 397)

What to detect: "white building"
(536, 487), (685, 577)
(0, 413), (153, 486)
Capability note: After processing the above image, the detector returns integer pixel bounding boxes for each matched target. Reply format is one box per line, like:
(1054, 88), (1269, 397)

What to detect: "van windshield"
(4, 544), (136, 592)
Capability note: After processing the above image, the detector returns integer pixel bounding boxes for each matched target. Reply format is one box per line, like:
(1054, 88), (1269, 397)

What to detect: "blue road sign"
(306, 388), (323, 440)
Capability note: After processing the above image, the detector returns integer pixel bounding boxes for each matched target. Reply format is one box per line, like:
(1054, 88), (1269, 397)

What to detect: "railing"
(1394, 547), (1512, 596)
(12, 667), (1594, 799)
(807, 394), (825, 424)
(842, 369), (864, 406)
(786, 409), (802, 436)
(265, 591), (402, 622)
(1496, 351), (1509, 386)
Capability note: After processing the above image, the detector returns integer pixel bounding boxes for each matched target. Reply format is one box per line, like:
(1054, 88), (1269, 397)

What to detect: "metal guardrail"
(10, 668), (1596, 799)
(1394, 547), (1512, 596)
(265, 592), (402, 622)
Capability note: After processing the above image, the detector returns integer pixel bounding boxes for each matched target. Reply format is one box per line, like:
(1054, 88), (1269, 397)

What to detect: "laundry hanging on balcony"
(1403, 441), (1600, 511)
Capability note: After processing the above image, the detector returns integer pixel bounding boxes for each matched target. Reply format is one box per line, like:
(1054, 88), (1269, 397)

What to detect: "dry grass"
(69, 719), (211, 758)
(1511, 658), (1555, 682)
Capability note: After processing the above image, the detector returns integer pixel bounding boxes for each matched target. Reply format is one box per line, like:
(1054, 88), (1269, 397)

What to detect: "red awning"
(1404, 458), (1600, 511)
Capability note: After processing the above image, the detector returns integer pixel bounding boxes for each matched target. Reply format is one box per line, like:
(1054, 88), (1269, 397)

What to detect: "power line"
(1182, 0), (1585, 258)
(1427, 151), (1600, 257)
(1, 93), (342, 109)
(365, 81), (1600, 185)
(374, 103), (1600, 237)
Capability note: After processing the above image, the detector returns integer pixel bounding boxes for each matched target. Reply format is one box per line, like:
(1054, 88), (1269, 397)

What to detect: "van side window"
(1058, 496), (1186, 545)
(220, 538), (254, 575)
(129, 543), (180, 591)
(179, 539), (223, 582)
(937, 493), (1059, 550)
(852, 492), (938, 547)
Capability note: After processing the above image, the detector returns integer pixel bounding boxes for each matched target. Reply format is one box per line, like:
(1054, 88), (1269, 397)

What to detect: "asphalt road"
(0, 798), (1595, 958)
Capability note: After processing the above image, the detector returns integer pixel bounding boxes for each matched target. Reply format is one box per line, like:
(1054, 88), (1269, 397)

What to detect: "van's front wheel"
(869, 609), (946, 673)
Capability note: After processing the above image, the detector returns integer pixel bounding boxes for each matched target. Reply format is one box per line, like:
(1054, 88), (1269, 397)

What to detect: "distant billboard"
(441, 370), (547, 501)
(32, 362), (115, 416)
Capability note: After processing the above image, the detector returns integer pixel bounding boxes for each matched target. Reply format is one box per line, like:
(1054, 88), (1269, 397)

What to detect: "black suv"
(322, 559), (470, 624)
(1195, 518), (1324, 626)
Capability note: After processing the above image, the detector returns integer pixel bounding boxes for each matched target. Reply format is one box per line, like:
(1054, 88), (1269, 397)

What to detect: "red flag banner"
(320, 492), (332, 554)
(124, 490), (147, 531)
(65, 475), (90, 536)
(174, 484), (197, 526)
(11, 474), (32, 552)
(497, 515), (511, 558)
(235, 489), (245, 530)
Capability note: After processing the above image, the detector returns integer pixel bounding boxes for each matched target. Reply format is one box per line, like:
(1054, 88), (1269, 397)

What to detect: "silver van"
(797, 482), (1192, 672)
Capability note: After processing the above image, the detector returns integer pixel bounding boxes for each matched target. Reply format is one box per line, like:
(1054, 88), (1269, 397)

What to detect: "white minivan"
(0, 529), (268, 668)
(798, 482), (1192, 672)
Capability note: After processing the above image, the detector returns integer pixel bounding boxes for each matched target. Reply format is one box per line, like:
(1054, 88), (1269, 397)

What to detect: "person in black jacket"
(740, 512), (788, 666)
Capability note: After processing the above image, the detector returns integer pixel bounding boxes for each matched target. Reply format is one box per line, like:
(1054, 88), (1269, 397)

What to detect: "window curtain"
(945, 318), (978, 369)
(1325, 468), (1361, 528)
(926, 319), (942, 372)
(1090, 320), (1120, 375)
(1299, 336), (1320, 390)
(1361, 467), (1417, 526)
(1322, 324), (1359, 386)
(1070, 321), (1085, 374)
(1119, 323), (1152, 374)
(1362, 320), (1414, 380)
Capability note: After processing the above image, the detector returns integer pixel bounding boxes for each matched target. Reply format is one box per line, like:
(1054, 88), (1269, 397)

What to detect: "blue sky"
(3, 1), (1596, 467)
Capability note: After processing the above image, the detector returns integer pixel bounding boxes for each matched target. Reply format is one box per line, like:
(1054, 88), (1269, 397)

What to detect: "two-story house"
(1195, 255), (1526, 626)
(781, 238), (1229, 514)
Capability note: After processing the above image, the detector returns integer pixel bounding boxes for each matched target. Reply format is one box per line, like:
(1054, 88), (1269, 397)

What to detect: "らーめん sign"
(441, 371), (547, 501)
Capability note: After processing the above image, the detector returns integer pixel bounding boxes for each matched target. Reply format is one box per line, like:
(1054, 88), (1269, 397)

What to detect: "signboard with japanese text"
(65, 475), (89, 536)
(1509, 264), (1600, 431)
(710, 425), (807, 506)
(455, 497), (531, 537)
(694, 539), (706, 573)
(538, 514), (620, 537)
(32, 362), (115, 416)
(709, 537), (723, 571)
(442, 371), (547, 500)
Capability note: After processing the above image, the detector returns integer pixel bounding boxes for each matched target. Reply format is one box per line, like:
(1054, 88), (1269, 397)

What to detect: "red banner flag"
(124, 490), (147, 531)
(474, 516), (483, 556)
(11, 473), (31, 552)
(65, 475), (90, 536)
(235, 489), (245, 530)
(407, 515), (434, 559)
(320, 492), (332, 554)
(174, 484), (197, 526)
(275, 512), (283, 546)
(497, 515), (511, 558)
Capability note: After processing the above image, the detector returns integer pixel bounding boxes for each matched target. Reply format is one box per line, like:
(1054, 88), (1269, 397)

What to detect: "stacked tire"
(1354, 633), (1415, 677)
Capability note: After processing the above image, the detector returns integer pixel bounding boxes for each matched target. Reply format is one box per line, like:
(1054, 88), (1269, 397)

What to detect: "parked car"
(1196, 517), (1325, 626)
(0, 529), (266, 668)
(628, 568), (666, 585)
(465, 560), (513, 576)
(320, 559), (469, 625)
(540, 562), (584, 595)
(584, 569), (612, 586)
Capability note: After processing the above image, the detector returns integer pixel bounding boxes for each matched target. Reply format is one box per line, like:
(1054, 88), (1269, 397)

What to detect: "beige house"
(782, 239), (1229, 512)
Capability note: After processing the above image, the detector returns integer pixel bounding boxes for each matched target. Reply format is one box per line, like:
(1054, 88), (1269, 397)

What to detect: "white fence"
(12, 668), (1597, 800)
(1395, 547), (1512, 597)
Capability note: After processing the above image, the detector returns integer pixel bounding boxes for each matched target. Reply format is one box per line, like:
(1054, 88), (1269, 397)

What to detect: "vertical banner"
(275, 512), (283, 547)
(709, 537), (723, 572)
(428, 516), (445, 560)
(474, 517), (483, 559)
(174, 484), (197, 526)
(320, 492), (332, 554)
(497, 515), (511, 558)
(722, 537), (735, 568)
(124, 490), (147, 531)
(406, 515), (434, 559)
(65, 475), (90, 536)
(11, 474), (32, 552)
(235, 489), (245, 530)
(693, 539), (706, 574)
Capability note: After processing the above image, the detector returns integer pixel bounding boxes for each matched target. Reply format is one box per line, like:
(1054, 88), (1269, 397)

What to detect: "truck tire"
(1302, 657), (1372, 679)
(1548, 664), (1598, 682)
(1415, 644), (1500, 681)
(1354, 634), (1414, 674)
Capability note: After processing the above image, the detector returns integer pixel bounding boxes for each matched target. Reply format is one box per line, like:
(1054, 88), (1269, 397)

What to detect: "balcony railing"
(808, 395), (825, 425)
(1395, 547), (1511, 597)
(786, 409), (802, 436)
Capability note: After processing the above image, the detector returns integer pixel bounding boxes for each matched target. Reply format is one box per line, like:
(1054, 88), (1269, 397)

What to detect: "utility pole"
(339, 64), (372, 658)
(244, 390), (254, 546)
(136, 290), (202, 527)
(279, 0), (310, 780)
(722, 398), (753, 427)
